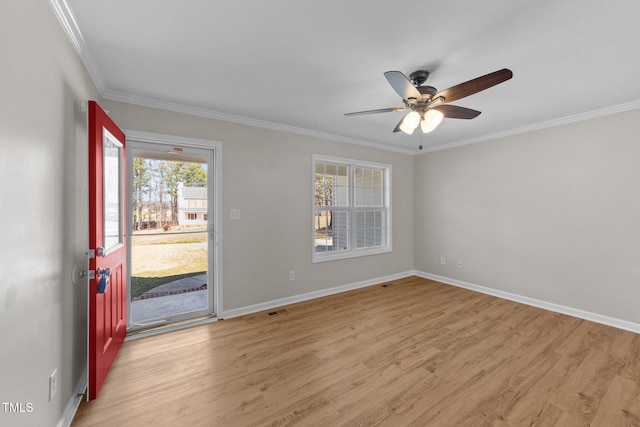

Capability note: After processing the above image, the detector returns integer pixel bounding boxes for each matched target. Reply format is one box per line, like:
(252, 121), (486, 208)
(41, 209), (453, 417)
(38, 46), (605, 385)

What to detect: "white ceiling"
(60, 0), (640, 153)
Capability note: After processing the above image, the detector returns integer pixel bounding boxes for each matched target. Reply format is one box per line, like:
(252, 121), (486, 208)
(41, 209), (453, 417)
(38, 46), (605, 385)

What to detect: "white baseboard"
(220, 271), (414, 319)
(60, 270), (638, 427)
(221, 270), (640, 334)
(57, 367), (87, 427)
(414, 270), (640, 334)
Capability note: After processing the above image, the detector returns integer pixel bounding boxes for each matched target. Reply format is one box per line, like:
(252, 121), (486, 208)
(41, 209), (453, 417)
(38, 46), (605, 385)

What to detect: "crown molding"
(48, 0), (414, 156)
(48, 0), (107, 93)
(102, 89), (416, 155)
(419, 100), (640, 154)
(49, 0), (640, 158)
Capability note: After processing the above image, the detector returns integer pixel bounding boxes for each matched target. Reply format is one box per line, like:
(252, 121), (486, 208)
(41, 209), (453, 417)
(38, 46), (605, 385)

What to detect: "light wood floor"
(72, 276), (640, 426)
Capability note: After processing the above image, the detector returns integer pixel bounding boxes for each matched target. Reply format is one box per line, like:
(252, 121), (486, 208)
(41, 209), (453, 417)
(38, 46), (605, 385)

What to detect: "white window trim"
(312, 154), (392, 263)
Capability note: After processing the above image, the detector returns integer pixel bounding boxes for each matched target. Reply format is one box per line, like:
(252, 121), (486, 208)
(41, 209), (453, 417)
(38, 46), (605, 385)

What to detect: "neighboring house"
(178, 183), (207, 226)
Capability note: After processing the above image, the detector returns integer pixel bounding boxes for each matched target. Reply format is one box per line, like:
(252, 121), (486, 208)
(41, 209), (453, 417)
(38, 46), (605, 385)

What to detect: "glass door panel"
(127, 142), (214, 330)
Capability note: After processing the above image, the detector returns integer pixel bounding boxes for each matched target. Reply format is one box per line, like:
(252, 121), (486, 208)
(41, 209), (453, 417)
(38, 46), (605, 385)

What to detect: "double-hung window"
(313, 155), (391, 262)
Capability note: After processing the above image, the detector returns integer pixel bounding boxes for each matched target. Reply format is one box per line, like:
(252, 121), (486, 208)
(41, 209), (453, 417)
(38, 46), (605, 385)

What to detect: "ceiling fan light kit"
(420, 109), (444, 133)
(345, 67), (513, 136)
(399, 111), (421, 134)
(398, 109), (444, 135)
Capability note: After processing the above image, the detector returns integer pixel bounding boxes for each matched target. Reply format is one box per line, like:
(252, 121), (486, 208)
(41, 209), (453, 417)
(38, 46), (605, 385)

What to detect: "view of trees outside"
(314, 172), (334, 230)
(130, 158), (209, 301)
(132, 158), (206, 230)
(314, 167), (350, 252)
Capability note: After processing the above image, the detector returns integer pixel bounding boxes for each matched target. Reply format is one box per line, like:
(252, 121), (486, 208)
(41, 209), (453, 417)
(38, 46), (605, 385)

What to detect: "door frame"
(124, 130), (223, 328)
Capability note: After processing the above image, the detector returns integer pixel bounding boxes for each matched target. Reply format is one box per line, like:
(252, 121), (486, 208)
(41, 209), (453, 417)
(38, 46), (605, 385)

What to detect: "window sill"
(312, 246), (392, 263)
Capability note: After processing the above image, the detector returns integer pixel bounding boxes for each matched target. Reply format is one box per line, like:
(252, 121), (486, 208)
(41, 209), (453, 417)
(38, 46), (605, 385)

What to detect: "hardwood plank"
(72, 276), (640, 426)
(592, 374), (640, 425)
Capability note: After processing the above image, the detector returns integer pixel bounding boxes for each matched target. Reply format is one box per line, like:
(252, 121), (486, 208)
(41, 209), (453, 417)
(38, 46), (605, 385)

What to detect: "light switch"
(229, 208), (240, 220)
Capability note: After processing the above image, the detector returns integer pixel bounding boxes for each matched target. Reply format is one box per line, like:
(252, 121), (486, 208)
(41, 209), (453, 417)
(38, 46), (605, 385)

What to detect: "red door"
(87, 100), (127, 401)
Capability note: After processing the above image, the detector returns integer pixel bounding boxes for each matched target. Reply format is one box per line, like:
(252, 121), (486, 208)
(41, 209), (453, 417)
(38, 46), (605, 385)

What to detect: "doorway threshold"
(126, 315), (218, 341)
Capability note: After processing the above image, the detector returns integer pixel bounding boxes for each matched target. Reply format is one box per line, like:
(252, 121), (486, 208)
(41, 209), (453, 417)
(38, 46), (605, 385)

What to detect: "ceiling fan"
(345, 68), (513, 135)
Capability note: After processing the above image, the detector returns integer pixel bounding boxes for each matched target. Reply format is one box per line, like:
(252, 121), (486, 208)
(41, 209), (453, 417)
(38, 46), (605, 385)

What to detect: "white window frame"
(312, 155), (392, 263)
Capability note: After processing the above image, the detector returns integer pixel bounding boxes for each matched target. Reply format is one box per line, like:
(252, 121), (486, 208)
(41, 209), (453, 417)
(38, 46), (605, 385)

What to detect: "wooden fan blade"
(393, 116), (405, 133)
(432, 105), (481, 119)
(344, 107), (407, 116)
(384, 71), (422, 101)
(434, 68), (513, 104)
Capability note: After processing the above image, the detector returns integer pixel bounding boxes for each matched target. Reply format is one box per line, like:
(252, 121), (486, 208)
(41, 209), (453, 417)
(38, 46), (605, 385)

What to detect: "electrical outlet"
(440, 256), (446, 265)
(49, 369), (58, 402)
(457, 261), (464, 269)
(289, 271), (295, 281)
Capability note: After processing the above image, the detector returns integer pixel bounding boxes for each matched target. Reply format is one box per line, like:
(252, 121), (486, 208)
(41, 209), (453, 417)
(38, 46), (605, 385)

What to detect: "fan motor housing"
(409, 70), (437, 98)
(418, 86), (437, 96)
(409, 70), (429, 86)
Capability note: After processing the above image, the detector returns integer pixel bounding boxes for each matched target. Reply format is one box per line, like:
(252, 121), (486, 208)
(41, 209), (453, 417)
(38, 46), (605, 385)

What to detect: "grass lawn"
(130, 229), (208, 297)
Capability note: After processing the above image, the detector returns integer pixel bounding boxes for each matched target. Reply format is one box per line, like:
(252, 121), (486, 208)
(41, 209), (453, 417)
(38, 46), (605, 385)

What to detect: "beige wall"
(3, 2), (640, 426)
(102, 100), (415, 312)
(1, 3), (413, 424)
(0, 1), (100, 426)
(414, 108), (640, 324)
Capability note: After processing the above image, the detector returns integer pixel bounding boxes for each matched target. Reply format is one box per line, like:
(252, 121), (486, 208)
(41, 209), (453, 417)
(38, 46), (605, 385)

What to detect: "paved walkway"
(130, 274), (209, 324)
(136, 274), (207, 299)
